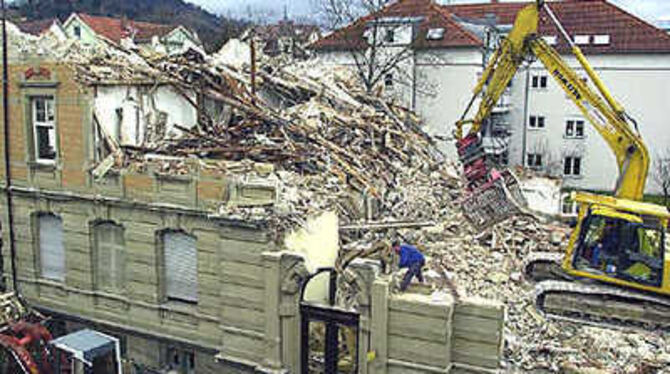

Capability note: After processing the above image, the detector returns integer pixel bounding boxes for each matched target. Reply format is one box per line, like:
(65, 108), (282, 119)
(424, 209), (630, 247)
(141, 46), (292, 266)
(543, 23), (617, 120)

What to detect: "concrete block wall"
(369, 278), (504, 374)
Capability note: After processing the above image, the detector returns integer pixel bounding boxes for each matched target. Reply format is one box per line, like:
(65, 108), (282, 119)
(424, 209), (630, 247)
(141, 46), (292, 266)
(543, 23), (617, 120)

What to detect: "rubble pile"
(85, 50), (457, 235)
(414, 217), (670, 373)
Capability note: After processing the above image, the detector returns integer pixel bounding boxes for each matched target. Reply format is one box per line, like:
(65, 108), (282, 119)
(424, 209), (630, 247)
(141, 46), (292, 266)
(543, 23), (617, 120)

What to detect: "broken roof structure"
(6, 21), (455, 238)
(16, 18), (63, 37)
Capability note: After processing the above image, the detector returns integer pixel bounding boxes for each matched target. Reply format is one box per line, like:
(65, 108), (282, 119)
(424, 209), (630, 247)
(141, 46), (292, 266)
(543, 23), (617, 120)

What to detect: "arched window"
(162, 231), (198, 304)
(38, 214), (64, 281)
(94, 222), (125, 292)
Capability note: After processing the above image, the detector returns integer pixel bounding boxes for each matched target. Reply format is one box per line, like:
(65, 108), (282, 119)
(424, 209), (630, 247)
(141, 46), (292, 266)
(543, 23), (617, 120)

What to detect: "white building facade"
(313, 0), (670, 203)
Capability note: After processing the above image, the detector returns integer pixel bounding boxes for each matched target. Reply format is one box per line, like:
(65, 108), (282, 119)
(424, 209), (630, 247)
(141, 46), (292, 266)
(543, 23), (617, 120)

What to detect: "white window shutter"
(40, 215), (65, 281)
(95, 223), (125, 291)
(164, 232), (198, 303)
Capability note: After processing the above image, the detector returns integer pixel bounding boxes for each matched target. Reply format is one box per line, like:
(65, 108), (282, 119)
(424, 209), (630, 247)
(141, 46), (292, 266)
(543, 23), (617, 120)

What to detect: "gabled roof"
(252, 21), (321, 44)
(68, 13), (176, 43)
(312, 0), (670, 54)
(16, 18), (60, 36)
(311, 0), (482, 51)
(445, 0), (670, 54)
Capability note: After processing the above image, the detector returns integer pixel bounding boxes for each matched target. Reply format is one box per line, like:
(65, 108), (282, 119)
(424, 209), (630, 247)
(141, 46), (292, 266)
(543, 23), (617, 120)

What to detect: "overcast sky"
(185, 0), (670, 24)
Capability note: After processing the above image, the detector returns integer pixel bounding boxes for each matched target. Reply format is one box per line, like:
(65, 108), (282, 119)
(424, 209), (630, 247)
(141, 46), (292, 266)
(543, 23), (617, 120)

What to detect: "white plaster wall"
(63, 17), (101, 46)
(317, 48), (483, 159)
(506, 54), (670, 195)
(415, 48), (483, 158)
(94, 85), (198, 146)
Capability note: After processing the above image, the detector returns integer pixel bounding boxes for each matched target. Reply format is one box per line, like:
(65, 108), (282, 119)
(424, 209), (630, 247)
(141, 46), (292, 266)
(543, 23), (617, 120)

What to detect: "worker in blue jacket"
(393, 241), (426, 291)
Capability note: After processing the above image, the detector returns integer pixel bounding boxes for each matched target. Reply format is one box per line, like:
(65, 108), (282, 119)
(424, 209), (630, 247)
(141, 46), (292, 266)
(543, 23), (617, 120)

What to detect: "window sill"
(28, 161), (58, 171)
(37, 278), (65, 287)
(19, 81), (60, 89)
(527, 127), (546, 131)
(564, 136), (586, 140)
(563, 175), (583, 179)
(162, 299), (198, 311)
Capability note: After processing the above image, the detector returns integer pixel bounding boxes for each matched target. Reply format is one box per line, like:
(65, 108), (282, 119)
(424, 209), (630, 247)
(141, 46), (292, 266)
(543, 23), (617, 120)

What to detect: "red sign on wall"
(24, 66), (51, 80)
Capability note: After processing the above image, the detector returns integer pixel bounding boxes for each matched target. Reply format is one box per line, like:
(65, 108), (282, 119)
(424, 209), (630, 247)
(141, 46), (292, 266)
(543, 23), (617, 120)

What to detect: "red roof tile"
(311, 0), (482, 51)
(76, 13), (175, 43)
(313, 0), (670, 54)
(16, 18), (59, 36)
(445, 0), (670, 54)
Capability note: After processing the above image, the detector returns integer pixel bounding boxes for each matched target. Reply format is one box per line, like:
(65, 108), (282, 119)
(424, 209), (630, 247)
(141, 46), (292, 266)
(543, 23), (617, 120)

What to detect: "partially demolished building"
(0, 22), (504, 374)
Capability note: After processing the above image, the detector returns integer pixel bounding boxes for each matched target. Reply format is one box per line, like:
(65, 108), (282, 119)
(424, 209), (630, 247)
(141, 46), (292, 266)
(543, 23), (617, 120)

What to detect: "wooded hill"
(9, 0), (249, 52)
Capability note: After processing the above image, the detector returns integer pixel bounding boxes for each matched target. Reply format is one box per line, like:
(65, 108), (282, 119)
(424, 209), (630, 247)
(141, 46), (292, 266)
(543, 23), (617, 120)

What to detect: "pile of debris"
(76, 45), (457, 237)
(413, 214), (670, 373)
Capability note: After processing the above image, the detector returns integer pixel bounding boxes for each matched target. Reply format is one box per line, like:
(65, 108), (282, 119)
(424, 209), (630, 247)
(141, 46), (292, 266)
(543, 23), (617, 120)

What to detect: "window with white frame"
(574, 35), (590, 45)
(593, 34), (610, 45)
(163, 231), (198, 304)
(32, 97), (57, 163)
(39, 214), (64, 281)
(529, 115), (546, 129)
(384, 28), (395, 43)
(531, 74), (548, 89)
(94, 222), (125, 292)
(527, 153), (543, 169)
(426, 28), (445, 40)
(384, 73), (393, 88)
(565, 119), (585, 138)
(543, 36), (557, 45)
(564, 156), (582, 176)
(74, 25), (81, 39)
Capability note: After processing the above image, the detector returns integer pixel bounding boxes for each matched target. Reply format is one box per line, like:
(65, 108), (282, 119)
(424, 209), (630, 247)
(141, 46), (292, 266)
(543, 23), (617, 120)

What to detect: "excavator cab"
(561, 192), (670, 294)
(569, 208), (665, 288)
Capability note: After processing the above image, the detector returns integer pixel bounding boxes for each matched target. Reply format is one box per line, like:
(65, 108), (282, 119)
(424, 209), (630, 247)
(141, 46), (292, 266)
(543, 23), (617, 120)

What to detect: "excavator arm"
(456, 1), (650, 229)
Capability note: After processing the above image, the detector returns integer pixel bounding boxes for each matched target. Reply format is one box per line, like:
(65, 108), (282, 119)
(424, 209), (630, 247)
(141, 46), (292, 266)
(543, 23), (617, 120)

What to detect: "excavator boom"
(455, 1), (649, 229)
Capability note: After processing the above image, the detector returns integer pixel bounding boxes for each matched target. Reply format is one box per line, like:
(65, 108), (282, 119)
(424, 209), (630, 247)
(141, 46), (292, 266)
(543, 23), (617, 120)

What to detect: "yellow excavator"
(456, 0), (670, 328)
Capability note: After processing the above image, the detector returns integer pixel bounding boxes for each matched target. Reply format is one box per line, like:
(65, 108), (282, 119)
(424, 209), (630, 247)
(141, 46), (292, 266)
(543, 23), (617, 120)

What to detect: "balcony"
(492, 90), (512, 114)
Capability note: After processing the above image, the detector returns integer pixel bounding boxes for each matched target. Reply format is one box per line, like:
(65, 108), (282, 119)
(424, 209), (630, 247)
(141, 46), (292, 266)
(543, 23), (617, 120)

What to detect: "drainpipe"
(411, 48), (417, 111)
(1, 0), (18, 293)
(521, 66), (531, 169)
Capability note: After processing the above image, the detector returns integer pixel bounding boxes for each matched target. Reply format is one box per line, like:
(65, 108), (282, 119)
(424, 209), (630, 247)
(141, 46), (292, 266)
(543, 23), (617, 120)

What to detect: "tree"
(653, 150), (670, 209)
(312, 0), (421, 94)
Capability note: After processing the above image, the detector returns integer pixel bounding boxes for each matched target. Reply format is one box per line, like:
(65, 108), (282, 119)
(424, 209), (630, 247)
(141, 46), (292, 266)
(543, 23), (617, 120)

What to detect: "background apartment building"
(313, 0), (670, 208)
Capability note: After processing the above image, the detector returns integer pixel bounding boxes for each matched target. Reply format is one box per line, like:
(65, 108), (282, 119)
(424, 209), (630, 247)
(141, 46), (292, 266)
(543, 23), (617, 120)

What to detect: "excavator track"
(525, 253), (670, 330)
(534, 280), (670, 330)
(523, 252), (567, 282)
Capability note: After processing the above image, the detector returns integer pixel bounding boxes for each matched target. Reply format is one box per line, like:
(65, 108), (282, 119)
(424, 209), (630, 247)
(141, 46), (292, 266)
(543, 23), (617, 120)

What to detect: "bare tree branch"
(653, 150), (670, 209)
(313, 0), (424, 94)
